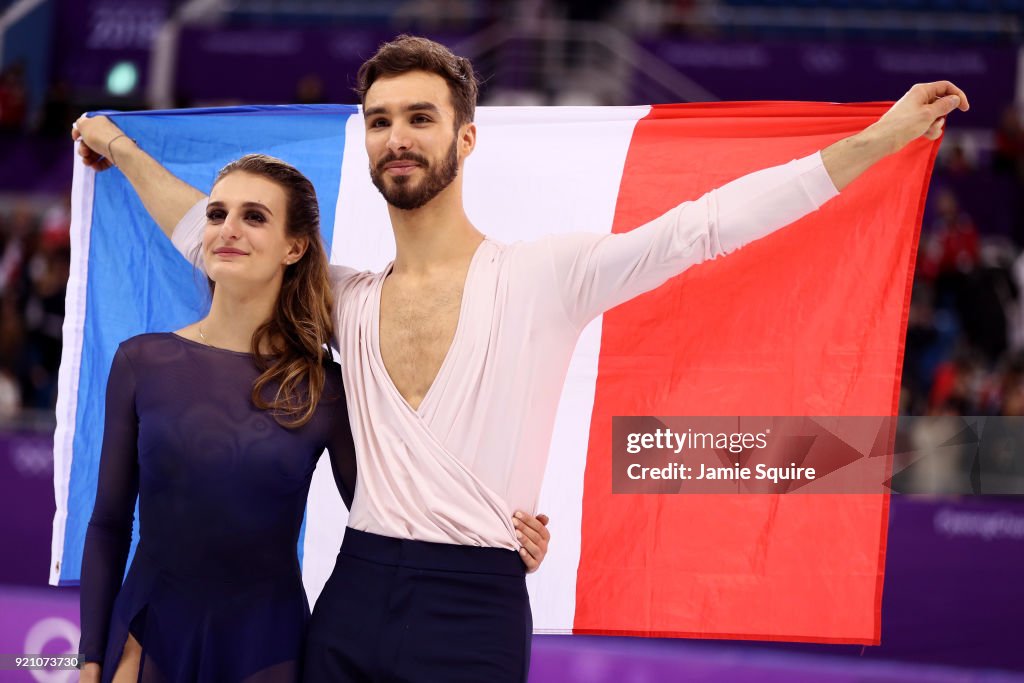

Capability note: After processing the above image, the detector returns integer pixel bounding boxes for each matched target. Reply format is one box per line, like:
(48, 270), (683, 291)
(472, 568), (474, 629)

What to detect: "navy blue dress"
(79, 333), (356, 683)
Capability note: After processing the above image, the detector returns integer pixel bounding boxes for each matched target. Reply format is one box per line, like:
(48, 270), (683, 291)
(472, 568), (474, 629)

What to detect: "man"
(74, 35), (968, 682)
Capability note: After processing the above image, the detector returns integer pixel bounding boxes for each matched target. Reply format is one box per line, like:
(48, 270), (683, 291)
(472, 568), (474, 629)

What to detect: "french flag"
(52, 102), (937, 645)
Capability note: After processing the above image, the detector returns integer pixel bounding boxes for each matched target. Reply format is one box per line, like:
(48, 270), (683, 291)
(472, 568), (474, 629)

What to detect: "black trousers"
(303, 528), (532, 683)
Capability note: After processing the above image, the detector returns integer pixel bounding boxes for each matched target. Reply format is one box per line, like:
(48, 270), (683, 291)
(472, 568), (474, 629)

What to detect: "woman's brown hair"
(212, 154), (333, 428)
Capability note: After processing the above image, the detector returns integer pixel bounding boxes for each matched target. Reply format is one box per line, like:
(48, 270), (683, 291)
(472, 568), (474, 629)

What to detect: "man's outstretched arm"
(821, 80), (969, 191)
(546, 80), (969, 328)
(72, 114), (205, 237)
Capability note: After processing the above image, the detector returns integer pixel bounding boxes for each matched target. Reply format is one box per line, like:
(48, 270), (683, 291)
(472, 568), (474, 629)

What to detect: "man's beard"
(370, 138), (459, 211)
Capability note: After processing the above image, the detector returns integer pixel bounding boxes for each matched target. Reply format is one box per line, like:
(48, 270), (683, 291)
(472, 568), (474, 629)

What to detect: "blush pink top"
(173, 151), (839, 550)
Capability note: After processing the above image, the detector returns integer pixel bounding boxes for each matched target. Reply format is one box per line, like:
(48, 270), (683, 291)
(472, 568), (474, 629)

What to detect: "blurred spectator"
(0, 198), (70, 413)
(0, 365), (19, 418)
(0, 63), (28, 134)
(38, 80), (74, 138)
(996, 352), (1024, 416)
(1011, 251), (1024, 351)
(903, 276), (955, 415)
(993, 105), (1024, 181)
(19, 238), (69, 410)
(0, 294), (23, 413)
(940, 143), (974, 177)
(295, 74), (325, 105)
(40, 197), (71, 244)
(932, 188), (980, 276)
(928, 348), (983, 415)
(958, 242), (1017, 366)
(0, 203), (36, 296)
(0, 368), (19, 417)
(919, 188), (979, 316)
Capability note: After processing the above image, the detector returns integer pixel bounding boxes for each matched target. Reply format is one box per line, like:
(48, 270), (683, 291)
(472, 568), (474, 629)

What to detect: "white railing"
(0, 0), (48, 69)
(454, 20), (718, 104)
(148, 14), (719, 108)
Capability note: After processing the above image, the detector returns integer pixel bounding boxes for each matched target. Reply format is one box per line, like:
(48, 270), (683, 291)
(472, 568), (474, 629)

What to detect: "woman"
(78, 154), (358, 683)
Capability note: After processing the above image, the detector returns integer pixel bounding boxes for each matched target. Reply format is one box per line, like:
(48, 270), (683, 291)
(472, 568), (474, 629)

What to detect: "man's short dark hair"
(356, 35), (479, 130)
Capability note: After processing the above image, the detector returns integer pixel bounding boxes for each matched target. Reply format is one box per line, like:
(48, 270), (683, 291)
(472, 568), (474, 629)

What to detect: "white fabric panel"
(50, 152), (95, 585)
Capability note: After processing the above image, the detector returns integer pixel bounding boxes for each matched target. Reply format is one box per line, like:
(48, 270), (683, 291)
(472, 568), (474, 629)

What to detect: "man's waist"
(339, 527), (524, 576)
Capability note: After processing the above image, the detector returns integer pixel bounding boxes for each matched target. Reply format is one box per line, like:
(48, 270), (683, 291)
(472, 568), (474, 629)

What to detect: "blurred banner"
(50, 0), (171, 97)
(639, 40), (1015, 128)
(137, 25), (1017, 129)
(0, 430), (56, 586)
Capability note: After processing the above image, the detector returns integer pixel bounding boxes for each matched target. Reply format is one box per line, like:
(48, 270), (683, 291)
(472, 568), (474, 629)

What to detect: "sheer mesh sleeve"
(78, 347), (140, 663)
(324, 364), (357, 509)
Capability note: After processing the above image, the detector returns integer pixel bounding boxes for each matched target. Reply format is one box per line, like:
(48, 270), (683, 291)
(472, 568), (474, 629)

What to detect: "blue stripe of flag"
(60, 104), (356, 583)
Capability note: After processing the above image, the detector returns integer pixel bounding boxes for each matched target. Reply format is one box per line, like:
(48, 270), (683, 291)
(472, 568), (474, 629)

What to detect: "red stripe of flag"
(573, 102), (940, 643)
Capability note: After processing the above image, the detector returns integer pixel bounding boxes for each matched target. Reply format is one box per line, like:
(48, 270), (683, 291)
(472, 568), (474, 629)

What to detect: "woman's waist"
(133, 537), (302, 582)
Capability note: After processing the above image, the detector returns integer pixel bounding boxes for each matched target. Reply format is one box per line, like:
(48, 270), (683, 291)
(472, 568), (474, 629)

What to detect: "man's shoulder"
(328, 264), (384, 289)
(328, 264), (388, 318)
(502, 232), (605, 263)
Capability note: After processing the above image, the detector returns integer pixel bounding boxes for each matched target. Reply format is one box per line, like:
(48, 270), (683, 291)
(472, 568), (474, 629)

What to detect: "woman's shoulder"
(115, 331), (179, 358)
(114, 332), (225, 370)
